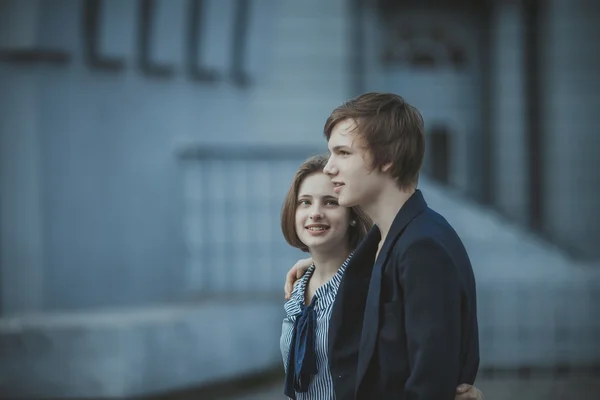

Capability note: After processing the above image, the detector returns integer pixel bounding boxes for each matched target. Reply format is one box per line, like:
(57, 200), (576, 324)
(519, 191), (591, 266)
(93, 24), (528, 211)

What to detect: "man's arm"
(284, 257), (313, 300)
(399, 239), (462, 399)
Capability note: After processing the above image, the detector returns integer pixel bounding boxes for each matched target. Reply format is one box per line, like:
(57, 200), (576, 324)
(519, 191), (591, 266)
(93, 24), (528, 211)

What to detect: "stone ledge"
(0, 301), (284, 399)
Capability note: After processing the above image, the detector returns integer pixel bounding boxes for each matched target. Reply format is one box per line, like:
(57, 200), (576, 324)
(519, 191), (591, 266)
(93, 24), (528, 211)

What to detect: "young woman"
(279, 154), (484, 400)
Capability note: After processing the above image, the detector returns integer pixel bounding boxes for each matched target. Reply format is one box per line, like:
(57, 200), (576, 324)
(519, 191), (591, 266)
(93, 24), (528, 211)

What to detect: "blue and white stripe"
(280, 254), (352, 400)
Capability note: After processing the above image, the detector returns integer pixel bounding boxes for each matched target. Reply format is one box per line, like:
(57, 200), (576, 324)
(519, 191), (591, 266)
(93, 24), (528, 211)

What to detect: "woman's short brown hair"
(281, 153), (372, 252)
(324, 92), (425, 190)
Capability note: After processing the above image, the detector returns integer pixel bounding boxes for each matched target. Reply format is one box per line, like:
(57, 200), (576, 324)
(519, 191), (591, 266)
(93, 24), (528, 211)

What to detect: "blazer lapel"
(328, 227), (380, 358)
(354, 190), (428, 393)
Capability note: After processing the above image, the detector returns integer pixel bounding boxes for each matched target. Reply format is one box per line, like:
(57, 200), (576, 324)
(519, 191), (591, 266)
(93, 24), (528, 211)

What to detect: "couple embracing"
(278, 93), (482, 400)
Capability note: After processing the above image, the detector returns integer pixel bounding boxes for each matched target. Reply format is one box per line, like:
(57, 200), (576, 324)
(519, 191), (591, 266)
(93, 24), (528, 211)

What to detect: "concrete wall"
(0, 0), (356, 396)
(0, 0), (353, 397)
(490, 0), (600, 258)
(539, 0), (600, 257)
(361, 5), (487, 199)
(0, 0), (46, 316)
(363, 0), (600, 260)
(1, 0), (598, 397)
(0, 0), (351, 316)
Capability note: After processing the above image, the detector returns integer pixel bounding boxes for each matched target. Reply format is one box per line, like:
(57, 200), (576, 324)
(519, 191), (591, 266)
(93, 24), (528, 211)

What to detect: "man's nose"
(323, 158), (337, 176)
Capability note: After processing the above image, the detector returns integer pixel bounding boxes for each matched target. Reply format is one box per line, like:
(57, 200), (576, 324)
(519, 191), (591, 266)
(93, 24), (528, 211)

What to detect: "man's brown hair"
(324, 92), (425, 189)
(281, 153), (372, 252)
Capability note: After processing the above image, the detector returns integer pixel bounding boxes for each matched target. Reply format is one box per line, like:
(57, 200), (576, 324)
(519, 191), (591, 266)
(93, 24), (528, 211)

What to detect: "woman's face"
(295, 172), (351, 253)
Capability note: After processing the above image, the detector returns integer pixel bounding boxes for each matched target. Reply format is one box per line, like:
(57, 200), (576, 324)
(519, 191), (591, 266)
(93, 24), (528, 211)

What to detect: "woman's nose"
(309, 209), (324, 220)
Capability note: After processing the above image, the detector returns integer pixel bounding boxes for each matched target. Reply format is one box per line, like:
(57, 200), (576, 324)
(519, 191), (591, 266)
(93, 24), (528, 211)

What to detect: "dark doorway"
(426, 124), (452, 185)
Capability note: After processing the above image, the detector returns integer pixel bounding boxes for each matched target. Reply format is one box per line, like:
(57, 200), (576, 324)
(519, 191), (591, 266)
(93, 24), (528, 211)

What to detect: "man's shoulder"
(414, 205), (454, 227)
(396, 207), (455, 242)
(390, 207), (467, 260)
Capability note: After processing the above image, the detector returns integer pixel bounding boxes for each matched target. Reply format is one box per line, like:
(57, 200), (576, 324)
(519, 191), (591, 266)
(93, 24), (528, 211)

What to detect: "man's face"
(323, 118), (389, 208)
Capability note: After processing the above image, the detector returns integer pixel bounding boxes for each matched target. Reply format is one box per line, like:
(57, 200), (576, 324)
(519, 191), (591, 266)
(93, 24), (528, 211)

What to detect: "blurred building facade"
(365, 0), (600, 259)
(0, 0), (598, 398)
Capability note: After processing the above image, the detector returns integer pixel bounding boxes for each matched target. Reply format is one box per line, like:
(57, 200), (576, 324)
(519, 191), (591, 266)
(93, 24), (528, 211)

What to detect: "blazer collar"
(376, 189), (428, 246)
(355, 189), (428, 393)
(327, 225), (380, 358)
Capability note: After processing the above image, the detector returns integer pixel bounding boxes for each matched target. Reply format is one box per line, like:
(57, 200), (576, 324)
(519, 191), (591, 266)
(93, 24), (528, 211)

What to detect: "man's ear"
(381, 162), (393, 172)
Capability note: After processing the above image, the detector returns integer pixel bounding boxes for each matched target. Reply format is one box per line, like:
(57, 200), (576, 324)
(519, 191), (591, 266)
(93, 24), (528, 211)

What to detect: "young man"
(284, 92), (480, 399)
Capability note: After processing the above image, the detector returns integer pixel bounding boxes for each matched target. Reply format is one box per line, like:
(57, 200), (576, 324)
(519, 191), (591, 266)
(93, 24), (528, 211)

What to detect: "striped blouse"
(280, 254), (352, 400)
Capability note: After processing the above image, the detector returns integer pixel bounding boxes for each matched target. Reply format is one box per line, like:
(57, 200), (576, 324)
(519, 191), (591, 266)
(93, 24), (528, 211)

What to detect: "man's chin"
(338, 196), (357, 208)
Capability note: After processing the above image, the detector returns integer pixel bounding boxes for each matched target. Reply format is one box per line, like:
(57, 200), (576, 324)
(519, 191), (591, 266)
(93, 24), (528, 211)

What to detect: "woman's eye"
(325, 200), (339, 206)
(298, 200), (310, 206)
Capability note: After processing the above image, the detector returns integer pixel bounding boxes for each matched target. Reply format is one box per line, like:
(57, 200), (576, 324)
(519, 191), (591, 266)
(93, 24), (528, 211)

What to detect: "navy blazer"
(328, 190), (479, 399)
(327, 226), (379, 400)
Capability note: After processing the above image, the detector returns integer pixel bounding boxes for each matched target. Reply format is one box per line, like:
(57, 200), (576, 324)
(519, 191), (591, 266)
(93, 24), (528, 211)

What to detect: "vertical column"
(540, 0), (600, 258)
(490, 0), (529, 223)
(0, 0), (45, 315)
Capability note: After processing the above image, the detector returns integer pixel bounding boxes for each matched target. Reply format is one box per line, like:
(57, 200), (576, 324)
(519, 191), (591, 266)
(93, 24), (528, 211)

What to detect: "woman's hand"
(455, 384), (484, 400)
(284, 257), (313, 300)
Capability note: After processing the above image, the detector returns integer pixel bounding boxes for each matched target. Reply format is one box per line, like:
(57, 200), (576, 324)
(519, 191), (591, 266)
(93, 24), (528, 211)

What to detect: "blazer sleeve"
(397, 238), (461, 399)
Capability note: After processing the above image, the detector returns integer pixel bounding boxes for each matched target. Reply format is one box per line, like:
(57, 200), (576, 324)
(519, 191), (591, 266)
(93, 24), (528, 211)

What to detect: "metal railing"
(477, 277), (600, 374)
(178, 144), (325, 297)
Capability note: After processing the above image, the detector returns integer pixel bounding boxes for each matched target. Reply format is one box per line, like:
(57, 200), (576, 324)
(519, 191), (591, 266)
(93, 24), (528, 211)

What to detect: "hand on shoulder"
(284, 257), (313, 300)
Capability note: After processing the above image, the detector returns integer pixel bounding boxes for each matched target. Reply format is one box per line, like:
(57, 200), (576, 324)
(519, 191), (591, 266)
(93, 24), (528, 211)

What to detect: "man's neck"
(363, 185), (415, 243)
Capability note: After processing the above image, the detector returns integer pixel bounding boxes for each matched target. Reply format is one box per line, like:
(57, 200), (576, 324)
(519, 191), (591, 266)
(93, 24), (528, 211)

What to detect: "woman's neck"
(309, 244), (351, 283)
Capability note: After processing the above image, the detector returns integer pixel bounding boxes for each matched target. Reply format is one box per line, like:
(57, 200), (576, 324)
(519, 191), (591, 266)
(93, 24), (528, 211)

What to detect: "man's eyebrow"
(330, 145), (350, 152)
